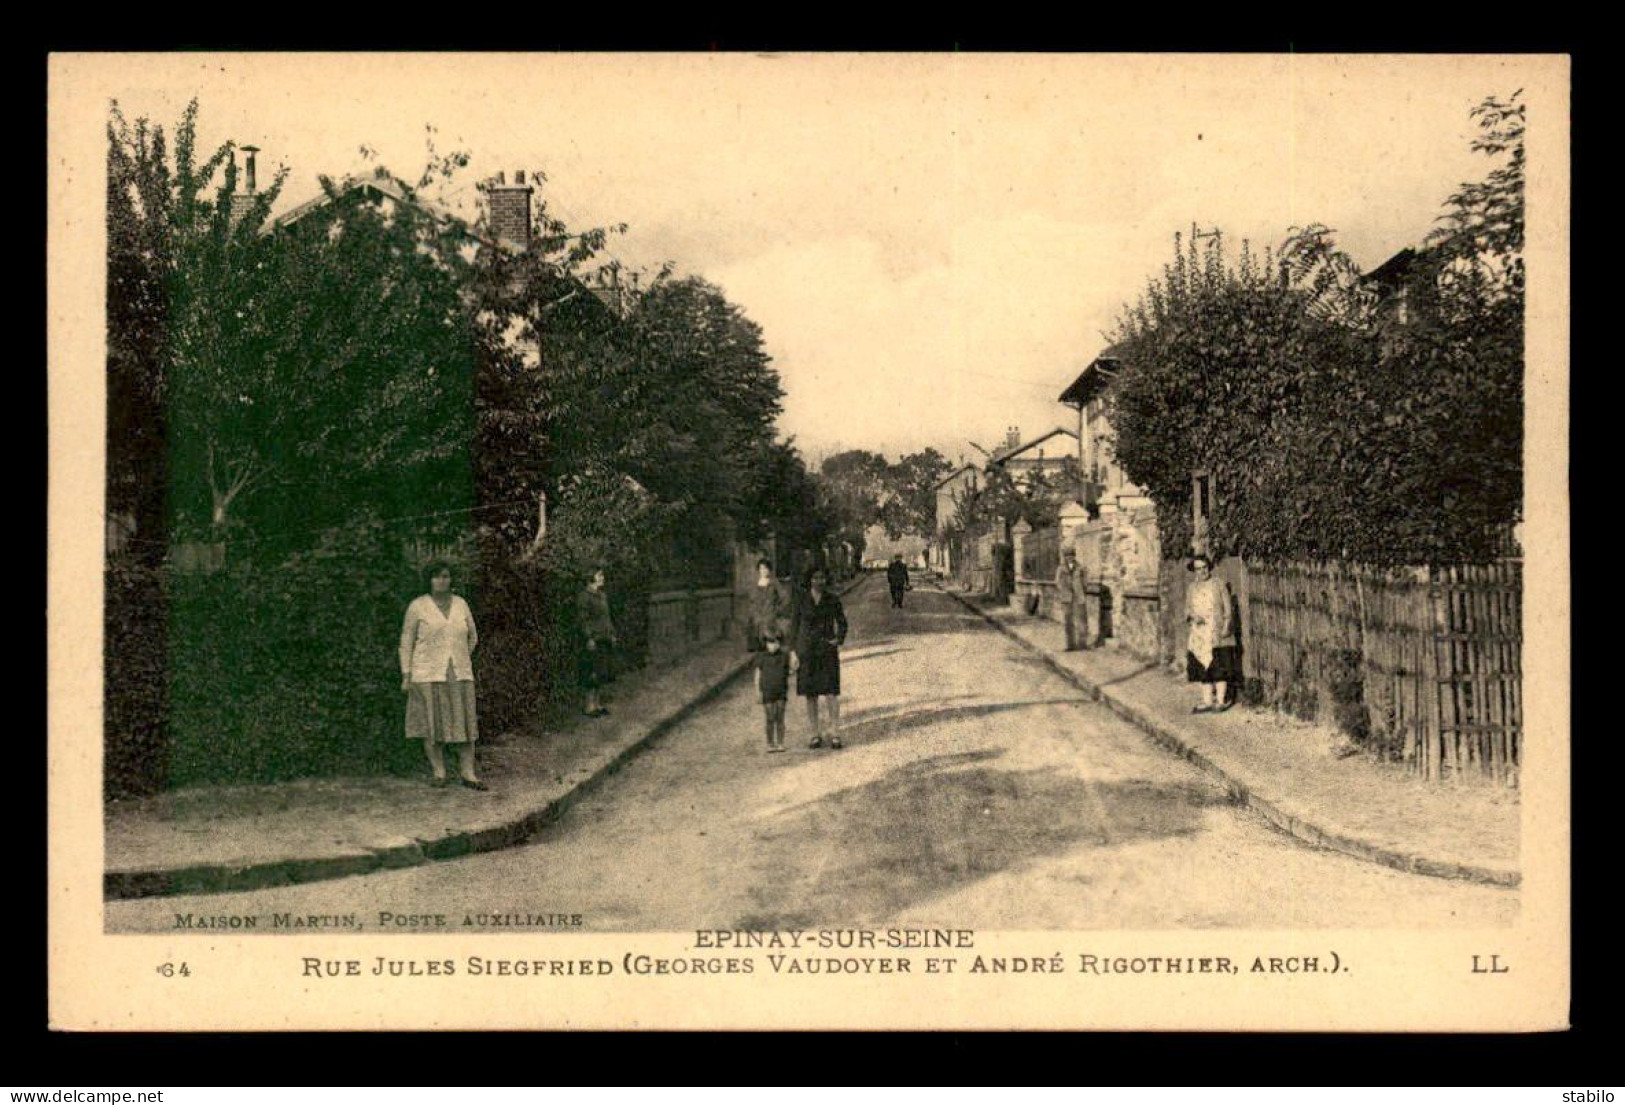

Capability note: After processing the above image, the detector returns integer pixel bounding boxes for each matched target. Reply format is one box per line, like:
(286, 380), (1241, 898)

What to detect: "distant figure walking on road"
(794, 568), (849, 749)
(886, 554), (912, 608)
(745, 557), (789, 652)
(577, 568), (618, 719)
(400, 560), (486, 790)
(1055, 546), (1087, 651)
(1185, 553), (1239, 713)
(754, 625), (791, 753)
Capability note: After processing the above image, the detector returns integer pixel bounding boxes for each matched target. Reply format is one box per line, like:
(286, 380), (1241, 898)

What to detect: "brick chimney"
(484, 169), (533, 252)
(228, 144), (261, 231)
(1004, 426), (1022, 453)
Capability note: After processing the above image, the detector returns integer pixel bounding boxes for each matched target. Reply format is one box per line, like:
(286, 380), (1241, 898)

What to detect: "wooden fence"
(646, 587), (736, 667)
(1245, 560), (1522, 785)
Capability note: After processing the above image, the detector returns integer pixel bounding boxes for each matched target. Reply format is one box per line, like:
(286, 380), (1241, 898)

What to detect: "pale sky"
(90, 52), (1545, 468)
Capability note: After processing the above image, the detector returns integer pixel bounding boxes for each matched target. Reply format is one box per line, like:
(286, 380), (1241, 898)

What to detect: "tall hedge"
(162, 525), (426, 787)
(1105, 235), (1521, 568)
(1103, 95), (1524, 568)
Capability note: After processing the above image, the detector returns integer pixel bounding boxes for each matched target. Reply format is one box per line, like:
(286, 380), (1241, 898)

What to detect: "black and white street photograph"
(49, 52), (1569, 1031)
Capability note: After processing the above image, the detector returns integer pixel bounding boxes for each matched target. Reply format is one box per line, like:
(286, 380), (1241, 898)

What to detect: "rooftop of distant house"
(934, 464), (981, 490)
(1058, 344), (1126, 407)
(265, 166), (502, 249)
(989, 426), (1078, 466)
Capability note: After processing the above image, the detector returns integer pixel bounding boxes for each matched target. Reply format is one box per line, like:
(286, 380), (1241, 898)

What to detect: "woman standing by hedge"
(400, 560), (486, 789)
(1185, 553), (1238, 713)
(577, 567), (618, 719)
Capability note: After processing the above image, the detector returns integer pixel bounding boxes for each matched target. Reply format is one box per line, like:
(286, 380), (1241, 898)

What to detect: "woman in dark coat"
(792, 568), (849, 749)
(576, 567), (618, 718)
(745, 557), (789, 653)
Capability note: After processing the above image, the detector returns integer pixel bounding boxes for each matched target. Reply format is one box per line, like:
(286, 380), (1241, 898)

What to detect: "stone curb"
(940, 586), (1521, 890)
(104, 573), (873, 902)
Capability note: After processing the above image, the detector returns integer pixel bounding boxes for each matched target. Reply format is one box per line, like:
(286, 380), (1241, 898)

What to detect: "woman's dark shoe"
(1191, 705), (1209, 714)
(829, 736), (844, 750)
(1213, 702), (1234, 713)
(460, 778), (489, 791)
(808, 736), (824, 749)
(430, 775), (451, 788)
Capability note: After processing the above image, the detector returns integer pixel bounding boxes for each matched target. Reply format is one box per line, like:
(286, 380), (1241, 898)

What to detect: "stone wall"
(1116, 585), (1162, 660)
(1074, 505), (1163, 660)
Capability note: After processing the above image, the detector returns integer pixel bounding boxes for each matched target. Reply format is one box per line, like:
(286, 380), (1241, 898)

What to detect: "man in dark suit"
(886, 554), (912, 608)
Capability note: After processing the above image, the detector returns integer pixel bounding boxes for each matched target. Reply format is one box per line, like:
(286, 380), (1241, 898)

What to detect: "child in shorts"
(755, 627), (791, 753)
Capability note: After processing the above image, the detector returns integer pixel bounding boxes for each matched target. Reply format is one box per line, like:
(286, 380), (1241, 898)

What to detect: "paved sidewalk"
(943, 585), (1520, 888)
(105, 575), (874, 900)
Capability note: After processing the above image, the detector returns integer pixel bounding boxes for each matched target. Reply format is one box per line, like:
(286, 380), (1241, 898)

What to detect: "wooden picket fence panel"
(1244, 559), (1521, 785)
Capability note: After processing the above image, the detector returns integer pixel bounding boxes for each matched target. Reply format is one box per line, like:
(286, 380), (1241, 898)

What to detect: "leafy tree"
(879, 447), (954, 539)
(166, 172), (472, 550)
(105, 100), (276, 555)
(817, 449), (889, 536)
(741, 438), (828, 550)
(621, 277), (783, 518)
(1427, 91), (1524, 299)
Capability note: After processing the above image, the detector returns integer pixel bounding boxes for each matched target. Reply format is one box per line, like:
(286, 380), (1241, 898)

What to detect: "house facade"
(985, 426), (1079, 488)
(930, 464), (981, 575)
(1055, 350), (1163, 660)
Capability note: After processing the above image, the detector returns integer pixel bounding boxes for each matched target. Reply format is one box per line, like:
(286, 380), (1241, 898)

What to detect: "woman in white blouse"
(400, 560), (486, 790)
(1185, 553), (1239, 713)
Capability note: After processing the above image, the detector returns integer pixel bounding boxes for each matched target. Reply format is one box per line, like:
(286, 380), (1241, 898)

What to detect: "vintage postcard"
(49, 52), (1570, 1031)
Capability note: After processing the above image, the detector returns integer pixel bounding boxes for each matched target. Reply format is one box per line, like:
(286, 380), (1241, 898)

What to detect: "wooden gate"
(1020, 526), (1060, 585)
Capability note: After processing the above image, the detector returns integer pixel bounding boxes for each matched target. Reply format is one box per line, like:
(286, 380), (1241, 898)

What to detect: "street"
(106, 575), (1517, 933)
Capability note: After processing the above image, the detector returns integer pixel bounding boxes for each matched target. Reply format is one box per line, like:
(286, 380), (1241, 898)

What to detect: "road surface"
(107, 575), (1517, 932)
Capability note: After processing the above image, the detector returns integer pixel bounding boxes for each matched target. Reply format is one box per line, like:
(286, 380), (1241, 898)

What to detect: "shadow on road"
(838, 694), (982, 726)
(738, 749), (1233, 927)
(844, 587), (991, 638)
(840, 647), (915, 665)
(826, 696), (1095, 751)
